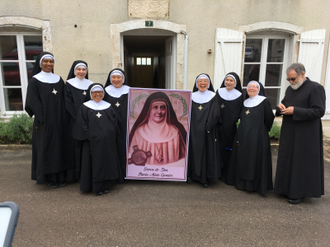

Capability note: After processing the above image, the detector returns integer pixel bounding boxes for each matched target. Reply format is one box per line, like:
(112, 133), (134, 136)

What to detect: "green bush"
(269, 121), (281, 140)
(0, 113), (33, 144)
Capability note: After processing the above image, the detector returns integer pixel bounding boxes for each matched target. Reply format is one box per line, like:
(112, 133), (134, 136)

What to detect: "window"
(243, 36), (289, 108)
(0, 33), (42, 116)
(135, 57), (152, 66)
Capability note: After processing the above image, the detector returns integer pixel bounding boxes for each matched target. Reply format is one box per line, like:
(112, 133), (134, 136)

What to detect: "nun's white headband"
(74, 63), (87, 75)
(195, 74), (210, 88)
(225, 74), (237, 87)
(39, 54), (55, 68)
(110, 70), (125, 84)
(247, 80), (260, 94)
(90, 85), (104, 99)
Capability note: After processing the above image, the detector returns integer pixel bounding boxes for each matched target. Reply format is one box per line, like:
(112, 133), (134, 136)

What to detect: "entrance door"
(123, 34), (174, 89)
(133, 56), (154, 88)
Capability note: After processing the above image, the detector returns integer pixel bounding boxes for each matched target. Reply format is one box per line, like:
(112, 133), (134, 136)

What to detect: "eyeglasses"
(286, 75), (299, 82)
(91, 91), (103, 94)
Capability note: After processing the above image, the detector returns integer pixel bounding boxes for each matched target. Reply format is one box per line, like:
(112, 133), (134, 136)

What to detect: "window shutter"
(214, 28), (244, 89)
(323, 42), (330, 119)
(298, 29), (326, 83)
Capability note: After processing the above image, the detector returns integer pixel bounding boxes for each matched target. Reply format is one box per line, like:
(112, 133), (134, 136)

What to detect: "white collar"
(218, 88), (242, 101)
(243, 95), (266, 107)
(33, 71), (60, 84)
(138, 119), (178, 143)
(84, 100), (111, 110)
(66, 77), (93, 90)
(105, 85), (130, 98)
(191, 90), (215, 104)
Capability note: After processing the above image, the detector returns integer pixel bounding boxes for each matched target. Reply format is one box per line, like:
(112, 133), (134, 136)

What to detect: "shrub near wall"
(0, 113), (33, 144)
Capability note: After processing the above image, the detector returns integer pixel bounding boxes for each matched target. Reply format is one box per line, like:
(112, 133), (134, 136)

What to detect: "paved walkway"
(1, 144), (330, 247)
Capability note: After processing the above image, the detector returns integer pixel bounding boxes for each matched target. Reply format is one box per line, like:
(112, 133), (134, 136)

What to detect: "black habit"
(25, 74), (70, 184)
(104, 68), (129, 177)
(188, 74), (219, 185)
(64, 60), (93, 181)
(207, 72), (243, 181)
(226, 84), (274, 195)
(74, 94), (123, 194)
(274, 78), (325, 199)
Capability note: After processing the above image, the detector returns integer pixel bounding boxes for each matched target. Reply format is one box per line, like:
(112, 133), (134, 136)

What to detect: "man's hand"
(281, 106), (294, 115)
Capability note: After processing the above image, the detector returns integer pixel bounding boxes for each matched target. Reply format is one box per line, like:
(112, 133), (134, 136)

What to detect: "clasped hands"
(278, 103), (294, 115)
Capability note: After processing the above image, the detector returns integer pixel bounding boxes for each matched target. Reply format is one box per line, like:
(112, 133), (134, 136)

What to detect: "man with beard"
(274, 63), (326, 204)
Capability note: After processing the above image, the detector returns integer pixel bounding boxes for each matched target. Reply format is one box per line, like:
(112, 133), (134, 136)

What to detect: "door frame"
(110, 20), (186, 89)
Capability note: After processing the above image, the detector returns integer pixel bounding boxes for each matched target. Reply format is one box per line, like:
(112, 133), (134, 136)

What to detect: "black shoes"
(59, 182), (67, 187)
(96, 189), (110, 196)
(48, 181), (66, 188)
(288, 198), (304, 204)
(203, 183), (210, 188)
(48, 182), (59, 188)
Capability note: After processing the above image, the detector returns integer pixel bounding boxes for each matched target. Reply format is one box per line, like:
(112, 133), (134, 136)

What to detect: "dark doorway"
(123, 35), (171, 88)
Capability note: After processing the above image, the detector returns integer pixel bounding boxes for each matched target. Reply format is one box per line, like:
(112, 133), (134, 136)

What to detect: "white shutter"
(323, 41), (330, 119)
(298, 29), (326, 83)
(214, 28), (244, 89)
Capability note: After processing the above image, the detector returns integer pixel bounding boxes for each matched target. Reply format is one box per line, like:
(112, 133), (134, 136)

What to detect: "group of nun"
(25, 51), (274, 196)
(189, 72), (274, 195)
(25, 52), (129, 195)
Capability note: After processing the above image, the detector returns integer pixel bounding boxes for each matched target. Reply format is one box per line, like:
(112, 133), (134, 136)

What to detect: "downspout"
(181, 30), (188, 90)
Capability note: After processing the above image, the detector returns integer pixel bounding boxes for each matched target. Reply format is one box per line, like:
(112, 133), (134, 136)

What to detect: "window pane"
(265, 88), (280, 109)
(0, 36), (18, 60)
(147, 58), (151, 65)
(243, 64), (260, 86)
(3, 88), (23, 111)
(245, 39), (262, 62)
(24, 36), (43, 60)
(267, 39), (285, 62)
(141, 57), (146, 65)
(1, 62), (20, 86)
(136, 57), (141, 65)
(27, 62), (34, 80)
(265, 64), (283, 86)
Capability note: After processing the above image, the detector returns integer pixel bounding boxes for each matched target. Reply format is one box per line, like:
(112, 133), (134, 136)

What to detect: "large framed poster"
(126, 88), (192, 181)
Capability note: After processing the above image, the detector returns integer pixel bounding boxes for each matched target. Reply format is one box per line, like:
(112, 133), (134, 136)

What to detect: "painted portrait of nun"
(128, 91), (187, 166)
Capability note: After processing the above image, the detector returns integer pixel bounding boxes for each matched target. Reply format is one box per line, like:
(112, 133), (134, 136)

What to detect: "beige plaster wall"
(1, 0), (329, 89)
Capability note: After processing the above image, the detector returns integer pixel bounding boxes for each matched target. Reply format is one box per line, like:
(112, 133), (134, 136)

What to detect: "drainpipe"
(181, 30), (188, 90)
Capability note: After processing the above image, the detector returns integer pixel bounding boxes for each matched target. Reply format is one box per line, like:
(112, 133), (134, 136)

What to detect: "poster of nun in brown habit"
(126, 88), (192, 181)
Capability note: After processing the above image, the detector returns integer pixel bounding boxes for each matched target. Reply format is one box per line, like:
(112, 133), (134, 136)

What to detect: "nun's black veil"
(192, 73), (215, 92)
(31, 51), (54, 77)
(66, 60), (89, 80)
(245, 81), (267, 99)
(220, 72), (243, 92)
(104, 68), (128, 87)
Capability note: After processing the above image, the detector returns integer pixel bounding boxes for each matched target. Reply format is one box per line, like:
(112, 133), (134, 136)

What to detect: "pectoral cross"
(198, 105), (203, 111)
(245, 109), (250, 115)
(96, 112), (102, 118)
(52, 89), (57, 95)
(35, 126), (38, 133)
(115, 102), (120, 107)
(82, 91), (86, 95)
(221, 103), (225, 109)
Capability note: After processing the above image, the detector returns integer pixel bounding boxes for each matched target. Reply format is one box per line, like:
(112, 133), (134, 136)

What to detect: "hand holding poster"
(126, 88), (192, 181)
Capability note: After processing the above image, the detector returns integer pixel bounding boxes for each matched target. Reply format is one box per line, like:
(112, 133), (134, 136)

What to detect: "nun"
(207, 72), (243, 182)
(104, 69), (129, 177)
(25, 52), (70, 188)
(188, 73), (219, 188)
(74, 83), (123, 195)
(226, 81), (274, 195)
(65, 60), (93, 181)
